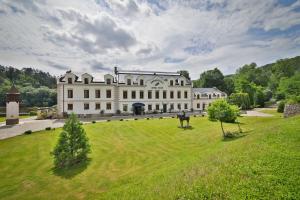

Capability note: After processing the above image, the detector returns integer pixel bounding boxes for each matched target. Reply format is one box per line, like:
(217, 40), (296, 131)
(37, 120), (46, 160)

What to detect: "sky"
(0, 0), (300, 80)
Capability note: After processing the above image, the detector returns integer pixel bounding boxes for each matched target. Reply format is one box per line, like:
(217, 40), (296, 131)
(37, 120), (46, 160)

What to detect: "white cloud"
(0, 0), (299, 79)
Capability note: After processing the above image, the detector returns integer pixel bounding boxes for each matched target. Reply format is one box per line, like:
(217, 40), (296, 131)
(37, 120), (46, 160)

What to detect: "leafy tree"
(194, 68), (225, 90)
(52, 113), (91, 168)
(277, 101), (285, 113)
(223, 77), (235, 95)
(178, 70), (191, 80)
(229, 93), (251, 110)
(207, 99), (239, 137)
(277, 73), (300, 99)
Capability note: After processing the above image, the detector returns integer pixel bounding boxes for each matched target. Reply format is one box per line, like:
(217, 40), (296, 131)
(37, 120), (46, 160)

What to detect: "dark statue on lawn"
(177, 111), (190, 128)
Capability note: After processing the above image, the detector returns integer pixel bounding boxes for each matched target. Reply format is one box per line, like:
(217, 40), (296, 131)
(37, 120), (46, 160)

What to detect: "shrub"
(134, 118), (138, 120)
(45, 127), (51, 131)
(277, 101), (285, 113)
(147, 118), (150, 120)
(51, 113), (90, 168)
(24, 130), (32, 135)
(92, 121), (96, 124)
(107, 120), (111, 122)
(159, 117), (163, 119)
(29, 111), (37, 116)
(120, 119), (123, 121)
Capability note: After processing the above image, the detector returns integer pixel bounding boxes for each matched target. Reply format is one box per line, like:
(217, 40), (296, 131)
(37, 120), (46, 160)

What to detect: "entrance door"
(163, 104), (167, 113)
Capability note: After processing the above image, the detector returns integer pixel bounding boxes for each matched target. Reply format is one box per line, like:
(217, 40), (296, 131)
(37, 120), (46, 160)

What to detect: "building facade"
(57, 69), (226, 117)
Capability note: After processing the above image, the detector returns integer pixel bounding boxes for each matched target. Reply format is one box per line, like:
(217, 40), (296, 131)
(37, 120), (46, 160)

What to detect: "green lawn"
(0, 114), (299, 199)
(0, 115), (33, 123)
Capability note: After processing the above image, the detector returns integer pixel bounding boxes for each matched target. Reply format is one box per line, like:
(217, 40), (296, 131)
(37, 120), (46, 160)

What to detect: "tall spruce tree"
(52, 113), (90, 168)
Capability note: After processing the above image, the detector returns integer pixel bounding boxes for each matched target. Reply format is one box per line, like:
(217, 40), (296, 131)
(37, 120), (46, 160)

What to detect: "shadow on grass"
(222, 130), (252, 142)
(52, 158), (91, 179)
(178, 126), (194, 130)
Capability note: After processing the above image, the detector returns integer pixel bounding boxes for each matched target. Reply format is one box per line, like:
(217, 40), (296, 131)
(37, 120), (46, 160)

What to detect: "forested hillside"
(193, 56), (300, 108)
(0, 66), (56, 107)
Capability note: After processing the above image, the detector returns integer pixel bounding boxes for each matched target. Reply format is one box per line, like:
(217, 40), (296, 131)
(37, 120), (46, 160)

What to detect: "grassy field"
(0, 113), (299, 199)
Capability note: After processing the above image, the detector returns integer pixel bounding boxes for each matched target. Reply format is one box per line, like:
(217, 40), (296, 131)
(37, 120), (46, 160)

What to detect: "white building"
(57, 68), (226, 117)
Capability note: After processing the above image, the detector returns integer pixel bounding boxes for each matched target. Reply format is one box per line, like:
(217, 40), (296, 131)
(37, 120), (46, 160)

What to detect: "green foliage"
(52, 113), (90, 168)
(0, 65), (57, 106)
(277, 72), (300, 100)
(229, 93), (251, 110)
(29, 111), (37, 116)
(208, 99), (239, 137)
(193, 68), (225, 90)
(208, 99), (239, 123)
(45, 127), (52, 131)
(177, 70), (191, 80)
(277, 101), (285, 113)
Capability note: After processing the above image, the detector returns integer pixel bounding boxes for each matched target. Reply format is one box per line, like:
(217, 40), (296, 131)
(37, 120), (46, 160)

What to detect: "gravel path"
(241, 109), (274, 117)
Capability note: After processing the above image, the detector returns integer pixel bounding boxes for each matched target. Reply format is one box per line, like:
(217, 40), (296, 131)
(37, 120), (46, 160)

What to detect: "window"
(131, 91), (136, 99)
(148, 90), (152, 99)
(140, 79), (144, 85)
(170, 91), (174, 99)
(68, 78), (72, 84)
(155, 91), (159, 99)
(175, 79), (179, 85)
(67, 89), (73, 98)
(84, 103), (89, 110)
(181, 80), (184, 86)
(106, 102), (111, 110)
(106, 78), (111, 85)
(197, 103), (200, 108)
(156, 104), (160, 110)
(163, 91), (167, 99)
(140, 91), (144, 99)
(148, 104), (152, 111)
(177, 103), (181, 110)
(95, 103), (101, 110)
(84, 90), (89, 98)
(106, 90), (111, 98)
(95, 90), (100, 98)
(170, 80), (174, 86)
(203, 103), (206, 110)
(123, 104), (128, 112)
(67, 104), (73, 110)
(209, 94), (211, 99)
(84, 78), (89, 84)
(184, 91), (188, 99)
(123, 90), (128, 99)
(177, 91), (181, 99)
(184, 103), (188, 109)
(127, 79), (131, 85)
(170, 103), (174, 110)
(197, 94), (200, 99)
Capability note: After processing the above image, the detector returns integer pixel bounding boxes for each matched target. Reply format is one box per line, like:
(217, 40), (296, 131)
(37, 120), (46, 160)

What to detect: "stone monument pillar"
(6, 85), (20, 125)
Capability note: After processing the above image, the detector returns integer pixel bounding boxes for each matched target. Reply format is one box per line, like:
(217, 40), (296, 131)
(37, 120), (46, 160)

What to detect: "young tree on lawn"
(208, 99), (240, 137)
(52, 113), (90, 168)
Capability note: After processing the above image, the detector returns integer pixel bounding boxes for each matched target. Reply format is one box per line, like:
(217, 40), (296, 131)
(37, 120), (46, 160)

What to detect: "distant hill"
(0, 65), (57, 107)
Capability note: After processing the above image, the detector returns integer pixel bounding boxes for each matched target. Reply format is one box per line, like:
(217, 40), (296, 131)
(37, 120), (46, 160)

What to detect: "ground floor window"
(177, 103), (181, 110)
(148, 104), (152, 111)
(197, 103), (200, 108)
(123, 104), (128, 112)
(170, 103), (174, 110)
(84, 103), (89, 110)
(95, 103), (101, 110)
(106, 102), (111, 110)
(184, 103), (188, 109)
(67, 104), (73, 110)
(203, 103), (206, 110)
(156, 104), (160, 110)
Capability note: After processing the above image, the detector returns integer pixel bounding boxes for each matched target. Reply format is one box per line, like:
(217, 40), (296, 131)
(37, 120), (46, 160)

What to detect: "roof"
(193, 87), (224, 94)
(117, 69), (181, 77)
(7, 85), (20, 94)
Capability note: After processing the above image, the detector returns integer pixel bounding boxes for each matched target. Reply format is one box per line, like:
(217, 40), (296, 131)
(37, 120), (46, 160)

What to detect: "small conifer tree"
(52, 113), (90, 168)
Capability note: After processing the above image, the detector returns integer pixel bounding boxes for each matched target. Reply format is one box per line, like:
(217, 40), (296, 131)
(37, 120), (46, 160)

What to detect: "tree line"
(0, 65), (57, 107)
(192, 56), (300, 109)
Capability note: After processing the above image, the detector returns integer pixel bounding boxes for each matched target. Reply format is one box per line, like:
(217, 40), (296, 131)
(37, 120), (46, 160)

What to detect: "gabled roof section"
(193, 87), (225, 94)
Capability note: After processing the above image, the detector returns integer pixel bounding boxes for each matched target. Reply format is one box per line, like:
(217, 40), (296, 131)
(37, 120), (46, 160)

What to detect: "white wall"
(6, 102), (19, 119)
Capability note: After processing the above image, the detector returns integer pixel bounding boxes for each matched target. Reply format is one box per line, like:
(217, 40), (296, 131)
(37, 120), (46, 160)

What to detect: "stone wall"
(284, 104), (300, 118)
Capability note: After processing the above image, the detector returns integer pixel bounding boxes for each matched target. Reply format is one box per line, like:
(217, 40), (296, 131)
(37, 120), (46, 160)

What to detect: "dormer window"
(106, 78), (111, 85)
(140, 79), (144, 86)
(175, 79), (179, 85)
(170, 80), (174, 86)
(68, 78), (72, 84)
(127, 79), (131, 85)
(84, 78), (89, 84)
(181, 80), (184, 86)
